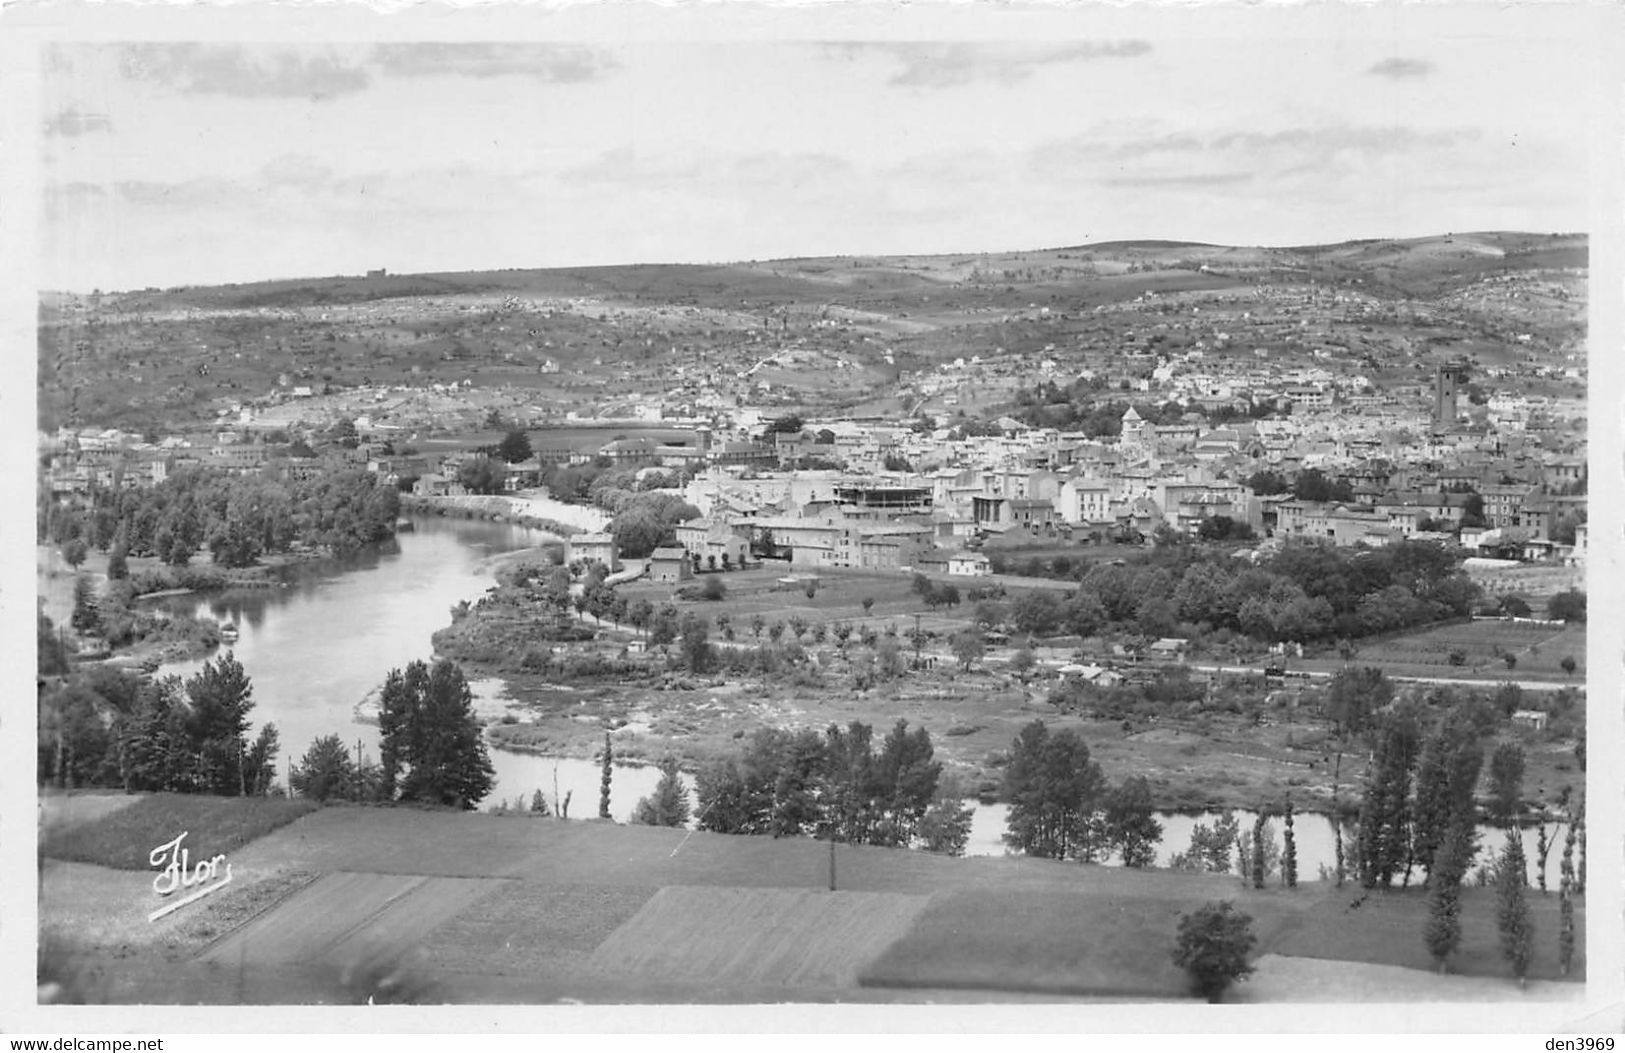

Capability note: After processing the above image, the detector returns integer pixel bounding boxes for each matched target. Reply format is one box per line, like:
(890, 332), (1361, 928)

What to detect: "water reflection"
(153, 517), (540, 781)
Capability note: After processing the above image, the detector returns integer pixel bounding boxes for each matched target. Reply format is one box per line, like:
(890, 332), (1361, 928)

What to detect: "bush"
(1171, 901), (1257, 1002)
(1547, 589), (1586, 623)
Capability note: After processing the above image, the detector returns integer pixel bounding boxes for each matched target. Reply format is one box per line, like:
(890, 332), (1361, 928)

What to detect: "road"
(1187, 663), (1578, 691)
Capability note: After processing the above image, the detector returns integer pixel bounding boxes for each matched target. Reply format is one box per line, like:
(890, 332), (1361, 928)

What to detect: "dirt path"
(1244, 954), (1584, 1003)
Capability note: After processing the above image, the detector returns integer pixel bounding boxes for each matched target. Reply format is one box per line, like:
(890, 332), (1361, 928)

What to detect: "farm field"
(589, 886), (930, 989)
(38, 800), (1587, 1006)
(614, 564), (989, 637)
(1326, 620), (1585, 682)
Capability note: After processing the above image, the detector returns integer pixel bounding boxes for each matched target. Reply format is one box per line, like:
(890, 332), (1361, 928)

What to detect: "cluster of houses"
(45, 378), (1587, 581)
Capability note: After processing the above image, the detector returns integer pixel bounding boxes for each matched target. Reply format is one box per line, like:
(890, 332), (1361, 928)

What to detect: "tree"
(1010, 590), (1065, 636)
(69, 576), (101, 635)
(1424, 822), (1470, 973)
(1498, 593), (1532, 618)
(1001, 720), (1107, 860)
(631, 756), (690, 827)
(599, 731), (614, 819)
(1488, 742), (1526, 826)
(245, 723), (280, 796)
(1559, 811), (1579, 975)
(627, 597), (654, 637)
(1356, 709), (1420, 888)
(105, 543), (128, 581)
(875, 636), (906, 680)
(861, 596), (875, 618)
(1326, 666), (1391, 740)
(62, 537), (89, 571)
(456, 455), (507, 495)
(917, 774), (974, 856)
(1281, 798), (1298, 889)
(1105, 776), (1162, 867)
(496, 428), (533, 464)
(951, 627), (985, 671)
(1251, 814), (1267, 889)
(1546, 589), (1586, 623)
(1560, 655), (1577, 677)
(185, 652), (259, 796)
(1171, 901), (1257, 1003)
(1411, 707), (1483, 885)
(1495, 829), (1535, 985)
(1168, 811), (1240, 873)
(679, 613), (712, 673)
(1246, 469), (1289, 496)
(1535, 821), (1552, 896)
(377, 659), (494, 809)
(291, 734), (357, 801)
(701, 575), (727, 601)
(38, 613), (70, 677)
(1459, 493), (1486, 529)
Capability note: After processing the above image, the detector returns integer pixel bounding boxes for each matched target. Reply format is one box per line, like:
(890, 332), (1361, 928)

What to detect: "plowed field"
(588, 886), (929, 989)
(200, 872), (505, 966)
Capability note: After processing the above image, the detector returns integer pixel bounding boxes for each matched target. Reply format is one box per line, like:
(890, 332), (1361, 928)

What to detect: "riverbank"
(441, 590), (1581, 819)
(401, 490), (607, 538)
(468, 654), (1351, 815)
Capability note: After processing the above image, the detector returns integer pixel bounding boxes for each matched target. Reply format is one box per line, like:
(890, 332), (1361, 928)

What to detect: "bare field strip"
(199, 872), (504, 966)
(1242, 955), (1585, 1003)
(587, 886), (930, 989)
(422, 881), (658, 976)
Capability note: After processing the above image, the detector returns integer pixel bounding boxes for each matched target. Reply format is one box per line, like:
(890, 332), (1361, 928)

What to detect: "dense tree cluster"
(608, 492), (702, 560)
(990, 540), (1478, 644)
(377, 658), (495, 810)
(1355, 695), (1498, 893)
(290, 733), (385, 802)
(39, 653), (278, 797)
(1000, 720), (1161, 864)
(456, 455), (507, 495)
(1010, 383), (1203, 435)
(694, 719), (971, 853)
(532, 458), (690, 507)
(43, 465), (399, 569)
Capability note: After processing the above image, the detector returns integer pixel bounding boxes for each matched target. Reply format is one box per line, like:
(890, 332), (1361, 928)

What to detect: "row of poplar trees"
(1351, 699), (1585, 980)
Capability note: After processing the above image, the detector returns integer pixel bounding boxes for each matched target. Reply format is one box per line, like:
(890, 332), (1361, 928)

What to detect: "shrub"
(1171, 900), (1257, 1002)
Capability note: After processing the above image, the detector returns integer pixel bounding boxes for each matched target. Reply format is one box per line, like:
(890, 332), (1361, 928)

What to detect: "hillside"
(37, 232), (1586, 433)
(39, 793), (1587, 1007)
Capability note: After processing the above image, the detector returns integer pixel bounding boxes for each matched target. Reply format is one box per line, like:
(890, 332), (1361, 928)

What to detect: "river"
(153, 515), (1576, 884)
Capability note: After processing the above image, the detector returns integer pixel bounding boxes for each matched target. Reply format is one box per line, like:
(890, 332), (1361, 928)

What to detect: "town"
(38, 233), (1589, 1005)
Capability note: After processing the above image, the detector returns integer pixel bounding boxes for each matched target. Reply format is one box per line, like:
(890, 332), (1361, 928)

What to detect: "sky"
(32, 6), (1608, 292)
